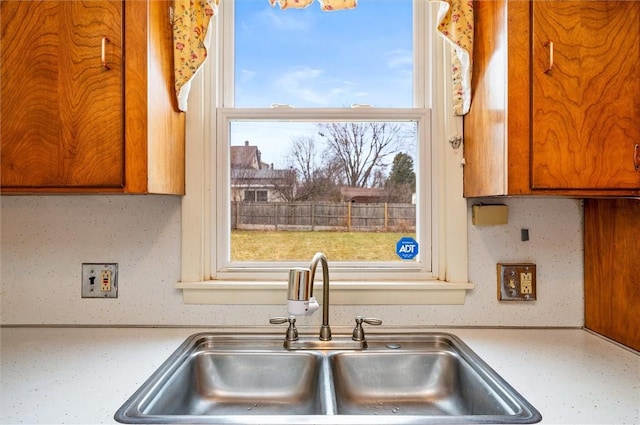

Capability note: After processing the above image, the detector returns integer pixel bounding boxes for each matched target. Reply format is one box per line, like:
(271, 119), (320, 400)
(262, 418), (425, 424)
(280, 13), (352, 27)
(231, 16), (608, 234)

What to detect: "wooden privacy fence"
(231, 202), (416, 232)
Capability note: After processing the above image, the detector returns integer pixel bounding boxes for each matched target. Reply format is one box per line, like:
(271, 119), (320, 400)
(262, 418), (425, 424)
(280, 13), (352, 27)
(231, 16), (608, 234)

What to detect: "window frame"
(177, 0), (473, 305)
(216, 107), (431, 281)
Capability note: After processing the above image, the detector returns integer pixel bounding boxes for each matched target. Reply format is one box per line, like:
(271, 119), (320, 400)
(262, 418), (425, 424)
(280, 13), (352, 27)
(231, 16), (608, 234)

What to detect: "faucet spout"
(309, 252), (331, 341)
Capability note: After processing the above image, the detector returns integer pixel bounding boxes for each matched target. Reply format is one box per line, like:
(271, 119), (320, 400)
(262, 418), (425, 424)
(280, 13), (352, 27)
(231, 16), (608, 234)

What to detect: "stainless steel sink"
(143, 351), (326, 416)
(331, 351), (526, 417)
(115, 332), (541, 424)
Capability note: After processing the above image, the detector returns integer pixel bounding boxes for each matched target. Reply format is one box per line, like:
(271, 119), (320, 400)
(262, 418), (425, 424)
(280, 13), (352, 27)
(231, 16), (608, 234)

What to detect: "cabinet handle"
(634, 144), (639, 171)
(544, 41), (554, 73)
(101, 36), (111, 70)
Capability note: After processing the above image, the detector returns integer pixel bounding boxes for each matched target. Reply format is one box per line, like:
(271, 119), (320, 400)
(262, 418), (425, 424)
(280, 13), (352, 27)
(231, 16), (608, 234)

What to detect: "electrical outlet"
(497, 263), (536, 301)
(100, 270), (112, 291)
(82, 263), (118, 298)
(521, 272), (533, 294)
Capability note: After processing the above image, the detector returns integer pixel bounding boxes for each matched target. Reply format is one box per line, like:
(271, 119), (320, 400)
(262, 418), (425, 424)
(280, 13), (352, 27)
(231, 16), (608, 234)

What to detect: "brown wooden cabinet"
(1, 0), (185, 194)
(464, 0), (640, 197)
(584, 199), (640, 351)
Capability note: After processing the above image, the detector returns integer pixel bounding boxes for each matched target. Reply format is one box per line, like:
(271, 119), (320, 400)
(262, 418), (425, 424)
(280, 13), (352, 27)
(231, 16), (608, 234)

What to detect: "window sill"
(176, 281), (475, 305)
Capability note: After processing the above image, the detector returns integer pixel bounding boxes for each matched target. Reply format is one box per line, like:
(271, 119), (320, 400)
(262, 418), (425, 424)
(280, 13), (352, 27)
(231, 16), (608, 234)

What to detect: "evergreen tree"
(385, 153), (416, 202)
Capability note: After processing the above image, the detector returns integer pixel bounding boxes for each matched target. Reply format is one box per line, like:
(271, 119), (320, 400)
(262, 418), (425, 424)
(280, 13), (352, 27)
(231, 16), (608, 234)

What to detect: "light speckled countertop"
(1, 327), (638, 424)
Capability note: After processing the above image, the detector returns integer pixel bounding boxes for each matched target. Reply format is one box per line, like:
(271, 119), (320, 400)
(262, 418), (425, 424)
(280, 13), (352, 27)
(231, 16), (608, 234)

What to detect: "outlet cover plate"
(497, 263), (536, 301)
(82, 263), (118, 298)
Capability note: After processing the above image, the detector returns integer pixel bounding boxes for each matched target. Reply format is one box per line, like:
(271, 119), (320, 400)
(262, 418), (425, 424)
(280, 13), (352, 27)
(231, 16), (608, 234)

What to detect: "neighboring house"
(340, 187), (387, 203)
(230, 141), (268, 170)
(230, 141), (294, 202)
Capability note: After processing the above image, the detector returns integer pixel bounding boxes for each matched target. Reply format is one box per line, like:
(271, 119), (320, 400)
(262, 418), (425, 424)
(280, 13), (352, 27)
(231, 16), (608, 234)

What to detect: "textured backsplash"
(0, 196), (583, 327)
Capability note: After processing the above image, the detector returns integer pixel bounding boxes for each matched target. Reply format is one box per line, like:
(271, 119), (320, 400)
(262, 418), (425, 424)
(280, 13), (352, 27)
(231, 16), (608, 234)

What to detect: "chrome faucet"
(286, 252), (332, 341)
(275, 251), (382, 349)
(310, 252), (332, 341)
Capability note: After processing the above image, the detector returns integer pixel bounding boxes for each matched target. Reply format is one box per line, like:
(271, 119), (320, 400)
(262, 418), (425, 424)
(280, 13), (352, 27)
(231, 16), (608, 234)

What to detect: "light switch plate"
(82, 263), (118, 298)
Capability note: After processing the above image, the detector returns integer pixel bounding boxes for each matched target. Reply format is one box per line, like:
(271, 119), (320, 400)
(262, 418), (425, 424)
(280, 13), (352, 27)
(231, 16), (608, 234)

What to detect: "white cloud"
(273, 67), (372, 106)
(385, 49), (412, 69)
(274, 66), (331, 105)
(260, 9), (310, 32)
(239, 69), (257, 82)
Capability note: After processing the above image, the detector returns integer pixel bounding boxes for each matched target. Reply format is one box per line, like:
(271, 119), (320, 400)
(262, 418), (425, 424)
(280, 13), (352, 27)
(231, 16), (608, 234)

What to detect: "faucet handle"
(352, 315), (382, 341)
(269, 316), (299, 342)
(269, 316), (288, 325)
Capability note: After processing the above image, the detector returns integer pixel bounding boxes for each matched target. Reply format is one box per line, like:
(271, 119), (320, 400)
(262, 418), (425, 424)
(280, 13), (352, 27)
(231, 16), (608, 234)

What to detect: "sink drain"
(385, 343), (401, 349)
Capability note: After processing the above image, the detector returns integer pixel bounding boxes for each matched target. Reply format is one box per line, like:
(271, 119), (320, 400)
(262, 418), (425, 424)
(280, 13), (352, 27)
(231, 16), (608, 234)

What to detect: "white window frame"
(217, 107), (431, 280)
(177, 0), (473, 305)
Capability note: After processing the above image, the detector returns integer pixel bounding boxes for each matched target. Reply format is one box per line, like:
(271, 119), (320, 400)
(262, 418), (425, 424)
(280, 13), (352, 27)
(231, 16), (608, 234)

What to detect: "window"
(178, 0), (472, 304)
(241, 190), (268, 202)
(256, 191), (268, 202)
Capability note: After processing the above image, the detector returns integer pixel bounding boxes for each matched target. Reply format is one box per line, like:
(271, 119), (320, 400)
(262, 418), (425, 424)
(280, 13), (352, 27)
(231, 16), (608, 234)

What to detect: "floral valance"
(269, 0), (357, 11)
(436, 0), (473, 115)
(173, 0), (473, 115)
(173, 0), (218, 112)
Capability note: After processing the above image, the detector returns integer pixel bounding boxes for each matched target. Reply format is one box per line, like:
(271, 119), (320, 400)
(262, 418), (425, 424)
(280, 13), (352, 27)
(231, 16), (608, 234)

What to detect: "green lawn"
(231, 230), (416, 261)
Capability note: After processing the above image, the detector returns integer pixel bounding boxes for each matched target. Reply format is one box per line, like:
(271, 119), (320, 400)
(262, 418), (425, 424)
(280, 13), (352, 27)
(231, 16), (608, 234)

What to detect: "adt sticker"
(396, 237), (419, 260)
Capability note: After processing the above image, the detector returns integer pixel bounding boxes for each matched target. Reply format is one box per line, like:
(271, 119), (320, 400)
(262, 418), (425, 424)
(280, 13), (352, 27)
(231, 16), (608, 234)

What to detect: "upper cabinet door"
(1, 0), (123, 188)
(531, 1), (640, 190)
(464, 0), (639, 198)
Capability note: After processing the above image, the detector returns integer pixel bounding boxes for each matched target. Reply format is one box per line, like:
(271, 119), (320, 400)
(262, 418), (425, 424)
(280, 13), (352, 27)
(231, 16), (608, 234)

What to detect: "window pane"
(229, 120), (418, 263)
(234, 0), (413, 108)
(243, 190), (256, 202)
(256, 191), (268, 202)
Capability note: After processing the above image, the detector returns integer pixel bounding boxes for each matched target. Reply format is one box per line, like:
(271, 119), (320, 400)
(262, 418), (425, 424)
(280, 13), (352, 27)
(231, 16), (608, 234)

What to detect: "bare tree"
(297, 160), (343, 202)
(266, 168), (298, 202)
(281, 121), (411, 201)
(318, 122), (406, 188)
(290, 135), (318, 184)
(286, 135), (343, 201)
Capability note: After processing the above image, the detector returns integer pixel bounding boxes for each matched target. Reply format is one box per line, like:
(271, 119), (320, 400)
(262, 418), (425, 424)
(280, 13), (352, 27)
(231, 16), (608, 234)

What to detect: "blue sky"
(234, 0), (413, 108)
(229, 0), (414, 168)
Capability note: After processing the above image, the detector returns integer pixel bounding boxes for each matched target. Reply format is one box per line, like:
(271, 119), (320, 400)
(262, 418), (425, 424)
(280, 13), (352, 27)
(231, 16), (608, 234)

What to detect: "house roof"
(231, 143), (263, 169)
(231, 168), (294, 181)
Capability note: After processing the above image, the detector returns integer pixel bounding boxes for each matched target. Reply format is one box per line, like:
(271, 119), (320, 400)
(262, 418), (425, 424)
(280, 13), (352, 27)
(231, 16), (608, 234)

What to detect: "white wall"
(0, 196), (583, 327)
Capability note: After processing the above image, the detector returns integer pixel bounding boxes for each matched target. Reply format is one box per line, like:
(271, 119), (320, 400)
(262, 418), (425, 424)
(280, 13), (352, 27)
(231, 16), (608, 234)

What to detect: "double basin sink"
(115, 332), (541, 424)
